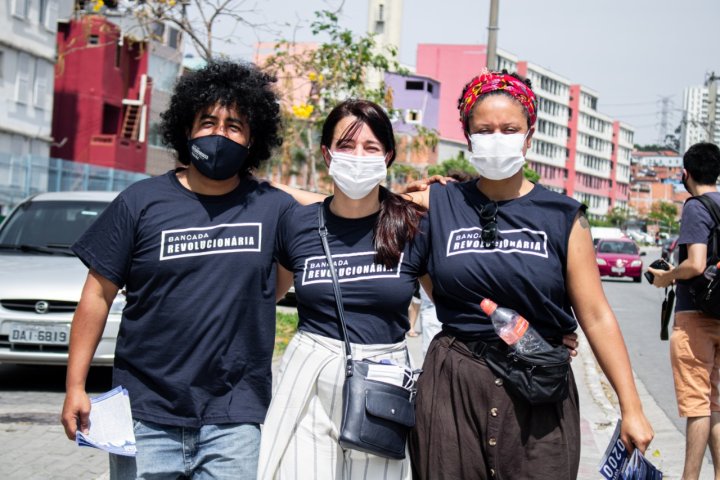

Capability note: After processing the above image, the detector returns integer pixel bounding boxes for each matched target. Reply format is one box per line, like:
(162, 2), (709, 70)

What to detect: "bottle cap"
(480, 298), (497, 315)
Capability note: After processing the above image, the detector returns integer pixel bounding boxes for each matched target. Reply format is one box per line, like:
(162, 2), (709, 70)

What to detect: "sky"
(207, 0), (720, 146)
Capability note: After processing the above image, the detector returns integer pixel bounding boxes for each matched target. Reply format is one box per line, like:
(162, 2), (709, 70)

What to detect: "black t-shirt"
(276, 198), (429, 344)
(72, 170), (297, 427)
(427, 181), (582, 341)
(676, 192), (720, 311)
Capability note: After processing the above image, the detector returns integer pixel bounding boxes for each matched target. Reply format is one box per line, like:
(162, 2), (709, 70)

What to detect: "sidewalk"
(0, 331), (706, 479)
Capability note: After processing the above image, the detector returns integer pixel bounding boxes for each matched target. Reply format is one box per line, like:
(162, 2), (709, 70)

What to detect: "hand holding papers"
(75, 386), (136, 457)
(599, 420), (662, 480)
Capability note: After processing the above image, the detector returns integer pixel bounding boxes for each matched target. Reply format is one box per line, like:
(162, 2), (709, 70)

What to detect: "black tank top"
(427, 181), (583, 340)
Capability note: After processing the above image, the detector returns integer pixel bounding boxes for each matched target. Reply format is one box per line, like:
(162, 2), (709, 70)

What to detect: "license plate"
(9, 323), (70, 345)
(611, 266), (625, 274)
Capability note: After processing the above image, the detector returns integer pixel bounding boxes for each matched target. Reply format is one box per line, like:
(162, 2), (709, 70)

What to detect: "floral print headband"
(459, 71), (538, 136)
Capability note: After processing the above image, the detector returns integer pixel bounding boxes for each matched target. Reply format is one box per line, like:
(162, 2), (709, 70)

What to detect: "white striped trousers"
(257, 330), (413, 480)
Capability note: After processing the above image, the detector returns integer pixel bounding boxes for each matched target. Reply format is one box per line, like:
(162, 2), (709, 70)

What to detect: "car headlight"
(596, 258), (607, 266)
(630, 260), (642, 267)
(109, 290), (126, 315)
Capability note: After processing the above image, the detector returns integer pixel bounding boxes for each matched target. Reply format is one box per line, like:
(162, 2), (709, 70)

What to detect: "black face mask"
(187, 135), (250, 180)
(682, 173), (691, 194)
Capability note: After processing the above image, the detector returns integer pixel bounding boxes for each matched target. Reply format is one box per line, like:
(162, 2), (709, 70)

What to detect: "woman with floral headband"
(405, 71), (654, 479)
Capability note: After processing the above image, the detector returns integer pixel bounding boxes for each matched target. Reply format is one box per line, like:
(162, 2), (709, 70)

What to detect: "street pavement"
(0, 306), (714, 479)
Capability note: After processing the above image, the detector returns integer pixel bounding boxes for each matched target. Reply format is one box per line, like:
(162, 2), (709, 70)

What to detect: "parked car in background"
(590, 227), (626, 247)
(0, 191), (123, 366)
(626, 229), (654, 245)
(596, 238), (646, 283)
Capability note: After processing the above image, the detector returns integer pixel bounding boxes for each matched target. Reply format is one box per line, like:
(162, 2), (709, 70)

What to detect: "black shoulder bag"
(317, 205), (418, 460)
(687, 195), (720, 318)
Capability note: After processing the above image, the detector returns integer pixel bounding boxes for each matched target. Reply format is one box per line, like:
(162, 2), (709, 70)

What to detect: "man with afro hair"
(61, 60), (297, 479)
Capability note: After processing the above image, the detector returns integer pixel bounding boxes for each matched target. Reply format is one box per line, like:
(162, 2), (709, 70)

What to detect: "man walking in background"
(650, 142), (720, 480)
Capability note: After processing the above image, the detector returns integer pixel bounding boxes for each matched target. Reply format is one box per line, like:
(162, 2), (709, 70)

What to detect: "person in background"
(649, 142), (720, 480)
(258, 99), (428, 479)
(61, 61), (296, 479)
(406, 70), (654, 479)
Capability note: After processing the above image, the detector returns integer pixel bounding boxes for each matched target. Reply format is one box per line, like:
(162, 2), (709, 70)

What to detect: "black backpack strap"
(689, 195), (720, 260)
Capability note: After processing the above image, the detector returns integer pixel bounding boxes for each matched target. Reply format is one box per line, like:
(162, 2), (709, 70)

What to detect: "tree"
(605, 206), (629, 227)
(427, 153), (477, 178)
(85, 0), (271, 61)
(648, 200), (679, 233)
(261, 10), (405, 191)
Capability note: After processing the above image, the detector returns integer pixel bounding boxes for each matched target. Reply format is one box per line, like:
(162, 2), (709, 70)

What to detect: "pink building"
(415, 44), (632, 217)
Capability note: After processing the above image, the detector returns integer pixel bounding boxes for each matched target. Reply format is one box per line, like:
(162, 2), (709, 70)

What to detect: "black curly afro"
(160, 60), (282, 176)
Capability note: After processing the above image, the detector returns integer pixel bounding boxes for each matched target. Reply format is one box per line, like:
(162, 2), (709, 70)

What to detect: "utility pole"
(657, 95), (672, 145)
(707, 72), (718, 143)
(486, 0), (499, 71)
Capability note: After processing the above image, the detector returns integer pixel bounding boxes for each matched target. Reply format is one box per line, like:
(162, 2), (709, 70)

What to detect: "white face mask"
(469, 132), (528, 180)
(328, 151), (387, 200)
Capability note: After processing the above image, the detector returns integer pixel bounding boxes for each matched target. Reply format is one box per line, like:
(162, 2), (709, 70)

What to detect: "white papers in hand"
(76, 386), (136, 457)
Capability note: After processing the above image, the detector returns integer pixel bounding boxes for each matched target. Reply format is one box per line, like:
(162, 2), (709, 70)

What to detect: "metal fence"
(0, 153), (148, 216)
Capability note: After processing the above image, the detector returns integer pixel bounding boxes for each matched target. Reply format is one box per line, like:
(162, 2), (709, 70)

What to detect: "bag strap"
(690, 195), (720, 260)
(317, 203), (355, 378)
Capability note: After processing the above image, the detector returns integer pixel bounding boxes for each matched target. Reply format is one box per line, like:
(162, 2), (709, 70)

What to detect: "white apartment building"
(0, 0), (60, 157)
(680, 83), (720, 153)
(524, 62), (571, 194)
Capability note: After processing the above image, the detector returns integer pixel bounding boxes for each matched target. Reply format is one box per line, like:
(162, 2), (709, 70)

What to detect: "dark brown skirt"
(408, 334), (580, 480)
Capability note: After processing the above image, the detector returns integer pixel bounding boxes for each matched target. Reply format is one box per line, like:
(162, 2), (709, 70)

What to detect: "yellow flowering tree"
(262, 10), (405, 191)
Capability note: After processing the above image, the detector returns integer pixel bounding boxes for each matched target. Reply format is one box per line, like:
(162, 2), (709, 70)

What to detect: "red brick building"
(51, 15), (151, 173)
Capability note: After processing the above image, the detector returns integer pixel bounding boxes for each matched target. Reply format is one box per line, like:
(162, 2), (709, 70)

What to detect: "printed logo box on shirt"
(446, 227), (549, 258)
(160, 223), (262, 260)
(301, 251), (404, 285)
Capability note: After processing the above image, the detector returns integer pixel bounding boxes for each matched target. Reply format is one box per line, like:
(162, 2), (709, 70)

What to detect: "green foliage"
(523, 164), (540, 183)
(274, 311), (299, 357)
(263, 10), (405, 189)
(648, 200), (679, 233)
(390, 163), (422, 183)
(605, 206), (629, 227)
(427, 153), (477, 177)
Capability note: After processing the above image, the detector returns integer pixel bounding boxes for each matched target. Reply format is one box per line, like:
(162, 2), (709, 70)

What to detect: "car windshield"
(598, 241), (638, 255)
(0, 200), (109, 254)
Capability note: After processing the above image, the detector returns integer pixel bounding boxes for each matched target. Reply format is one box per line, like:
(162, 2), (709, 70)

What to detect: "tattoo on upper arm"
(578, 213), (590, 229)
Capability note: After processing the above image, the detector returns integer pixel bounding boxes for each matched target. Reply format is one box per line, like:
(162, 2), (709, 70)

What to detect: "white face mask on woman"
(469, 132), (528, 180)
(328, 151), (387, 200)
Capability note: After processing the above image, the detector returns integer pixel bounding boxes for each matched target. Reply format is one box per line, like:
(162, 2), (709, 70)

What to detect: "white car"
(0, 191), (124, 366)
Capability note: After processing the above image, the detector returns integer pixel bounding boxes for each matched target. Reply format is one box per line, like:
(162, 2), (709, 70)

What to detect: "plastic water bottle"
(480, 298), (553, 354)
(704, 261), (720, 281)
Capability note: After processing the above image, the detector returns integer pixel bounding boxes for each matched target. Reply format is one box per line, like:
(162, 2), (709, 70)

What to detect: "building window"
(13, 0), (29, 19)
(16, 52), (32, 105)
(405, 109), (423, 124)
(0, 51), (4, 80)
(406, 80), (424, 91)
(427, 83), (434, 93)
(168, 27), (181, 50)
(33, 60), (49, 110)
(151, 22), (166, 42)
(88, 34), (100, 45)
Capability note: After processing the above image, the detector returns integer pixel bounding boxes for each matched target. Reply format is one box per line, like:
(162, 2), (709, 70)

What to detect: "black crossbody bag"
(317, 205), (417, 460)
(458, 184), (571, 405)
(687, 195), (720, 318)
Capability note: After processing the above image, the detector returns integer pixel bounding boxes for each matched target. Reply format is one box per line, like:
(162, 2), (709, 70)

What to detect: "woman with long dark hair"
(257, 99), (427, 479)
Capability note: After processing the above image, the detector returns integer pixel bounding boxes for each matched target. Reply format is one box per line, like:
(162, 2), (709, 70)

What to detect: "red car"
(595, 238), (645, 282)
